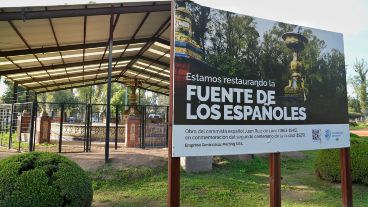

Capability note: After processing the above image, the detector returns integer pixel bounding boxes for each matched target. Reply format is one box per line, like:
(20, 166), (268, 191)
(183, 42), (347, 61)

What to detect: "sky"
(0, 0), (367, 96)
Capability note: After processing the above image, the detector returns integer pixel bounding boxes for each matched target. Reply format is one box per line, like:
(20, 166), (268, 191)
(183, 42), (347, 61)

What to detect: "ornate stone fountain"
(282, 32), (308, 101)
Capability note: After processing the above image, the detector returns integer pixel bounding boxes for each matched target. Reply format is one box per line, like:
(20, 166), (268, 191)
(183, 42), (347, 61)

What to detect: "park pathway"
(350, 128), (368, 137)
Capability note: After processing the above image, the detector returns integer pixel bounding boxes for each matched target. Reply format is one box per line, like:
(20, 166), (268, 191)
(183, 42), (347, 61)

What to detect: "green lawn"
(90, 151), (368, 207)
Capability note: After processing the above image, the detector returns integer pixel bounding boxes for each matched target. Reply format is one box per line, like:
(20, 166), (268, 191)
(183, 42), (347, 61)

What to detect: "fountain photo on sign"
(283, 32), (309, 103)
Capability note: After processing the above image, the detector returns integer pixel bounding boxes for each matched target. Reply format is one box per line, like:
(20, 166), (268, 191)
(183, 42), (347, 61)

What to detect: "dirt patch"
(282, 151), (306, 160)
(283, 190), (313, 202)
(256, 151), (306, 160)
(223, 154), (253, 161)
(0, 146), (168, 171)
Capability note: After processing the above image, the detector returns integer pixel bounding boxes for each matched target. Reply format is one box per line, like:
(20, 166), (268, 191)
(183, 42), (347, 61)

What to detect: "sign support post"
(167, 1), (180, 206)
(168, 156), (180, 207)
(269, 153), (281, 207)
(340, 147), (353, 207)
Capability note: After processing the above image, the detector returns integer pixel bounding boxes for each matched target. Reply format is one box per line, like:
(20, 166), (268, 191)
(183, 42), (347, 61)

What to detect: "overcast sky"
(0, 0), (367, 96)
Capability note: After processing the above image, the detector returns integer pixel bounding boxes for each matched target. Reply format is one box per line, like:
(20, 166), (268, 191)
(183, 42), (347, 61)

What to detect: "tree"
(187, 2), (211, 58)
(44, 90), (78, 119)
(352, 59), (368, 117)
(204, 11), (260, 79)
(75, 86), (93, 103)
(348, 96), (361, 114)
(0, 79), (28, 103)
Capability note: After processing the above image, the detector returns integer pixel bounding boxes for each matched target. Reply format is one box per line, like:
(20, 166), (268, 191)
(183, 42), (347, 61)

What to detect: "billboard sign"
(172, 0), (349, 157)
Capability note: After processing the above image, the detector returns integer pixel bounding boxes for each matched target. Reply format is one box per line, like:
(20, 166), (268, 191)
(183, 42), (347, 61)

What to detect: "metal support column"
(32, 95), (38, 151)
(25, 89), (30, 102)
(140, 106), (145, 149)
(84, 103), (88, 152)
(89, 104), (92, 152)
(0, 108), (3, 146)
(29, 101), (37, 151)
(58, 104), (64, 153)
(125, 86), (128, 111)
(87, 88), (92, 152)
(138, 88), (141, 105)
(86, 104), (90, 152)
(115, 105), (118, 150)
(9, 83), (18, 149)
(8, 103), (14, 149)
(269, 153), (281, 207)
(166, 106), (169, 147)
(13, 82), (18, 103)
(105, 9), (114, 163)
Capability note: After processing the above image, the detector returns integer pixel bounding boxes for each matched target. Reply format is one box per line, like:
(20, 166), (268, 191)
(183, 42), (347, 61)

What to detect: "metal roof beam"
(16, 67), (123, 84)
(0, 4), (170, 21)
(26, 70), (169, 91)
(16, 64), (169, 85)
(35, 79), (168, 96)
(35, 81), (107, 93)
(0, 37), (169, 57)
(126, 67), (169, 81)
(29, 74), (120, 90)
(137, 85), (168, 96)
(116, 80), (168, 96)
(0, 55), (168, 75)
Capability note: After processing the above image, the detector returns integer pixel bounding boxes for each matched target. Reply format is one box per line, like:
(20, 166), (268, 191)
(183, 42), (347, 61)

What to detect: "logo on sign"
(324, 129), (331, 141)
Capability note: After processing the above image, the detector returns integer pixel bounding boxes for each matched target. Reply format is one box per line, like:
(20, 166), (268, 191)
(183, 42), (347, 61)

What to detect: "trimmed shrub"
(0, 152), (93, 207)
(315, 134), (368, 185)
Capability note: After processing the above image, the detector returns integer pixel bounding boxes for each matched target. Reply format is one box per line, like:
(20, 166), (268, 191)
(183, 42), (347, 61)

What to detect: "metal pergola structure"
(0, 1), (171, 161)
(0, 1), (170, 95)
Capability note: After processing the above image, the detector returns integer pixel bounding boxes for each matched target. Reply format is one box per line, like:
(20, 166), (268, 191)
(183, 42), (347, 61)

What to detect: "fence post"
(115, 105), (118, 150)
(58, 104), (64, 153)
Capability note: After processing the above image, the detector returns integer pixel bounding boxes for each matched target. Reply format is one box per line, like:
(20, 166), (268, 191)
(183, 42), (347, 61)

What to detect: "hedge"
(315, 134), (368, 185)
(0, 152), (93, 207)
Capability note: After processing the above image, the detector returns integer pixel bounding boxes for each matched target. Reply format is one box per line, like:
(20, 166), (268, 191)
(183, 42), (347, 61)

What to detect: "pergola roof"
(0, 1), (171, 95)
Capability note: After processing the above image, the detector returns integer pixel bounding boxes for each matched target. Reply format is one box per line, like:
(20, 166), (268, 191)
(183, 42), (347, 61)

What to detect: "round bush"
(0, 152), (93, 207)
(315, 134), (368, 185)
